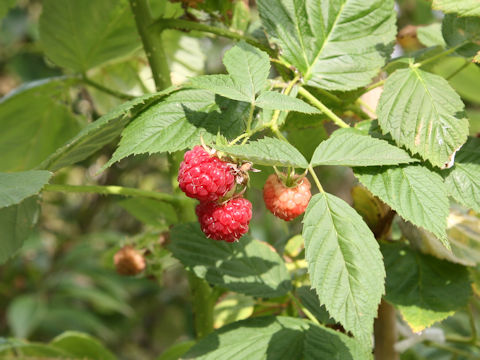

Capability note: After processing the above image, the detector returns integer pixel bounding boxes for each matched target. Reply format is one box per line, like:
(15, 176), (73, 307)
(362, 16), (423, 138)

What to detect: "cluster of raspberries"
(178, 145), (311, 242)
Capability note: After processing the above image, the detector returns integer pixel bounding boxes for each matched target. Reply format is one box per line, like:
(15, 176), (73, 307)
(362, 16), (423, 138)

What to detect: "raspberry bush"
(1, 0), (480, 359)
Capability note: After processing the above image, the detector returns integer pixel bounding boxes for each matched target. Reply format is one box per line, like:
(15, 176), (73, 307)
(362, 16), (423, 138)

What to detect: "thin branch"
(130, 0), (172, 90)
(43, 184), (185, 205)
(153, 18), (275, 57)
(298, 87), (349, 128)
(82, 76), (135, 100)
(288, 292), (321, 326)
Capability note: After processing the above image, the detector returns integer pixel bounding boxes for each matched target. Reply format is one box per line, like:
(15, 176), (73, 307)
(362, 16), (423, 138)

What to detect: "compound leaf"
(377, 67), (469, 168)
(383, 243), (472, 332)
(302, 192), (385, 345)
(0, 171), (52, 208)
(169, 223), (291, 298)
(444, 137), (480, 213)
(354, 165), (450, 245)
(0, 197), (39, 264)
(105, 89), (250, 168)
(39, 0), (139, 71)
(311, 128), (416, 167)
(257, 0), (396, 91)
(216, 137), (309, 168)
(433, 0), (480, 17)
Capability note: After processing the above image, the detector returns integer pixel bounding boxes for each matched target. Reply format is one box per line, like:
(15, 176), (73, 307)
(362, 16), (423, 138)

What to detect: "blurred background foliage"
(0, 0), (479, 359)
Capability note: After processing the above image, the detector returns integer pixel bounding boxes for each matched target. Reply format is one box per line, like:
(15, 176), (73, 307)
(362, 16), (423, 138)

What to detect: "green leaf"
(40, 91), (172, 172)
(157, 341), (196, 360)
(105, 89), (250, 168)
(50, 331), (116, 360)
(431, 56), (480, 104)
(0, 78), (82, 172)
(257, 0), (396, 91)
(184, 316), (369, 360)
(222, 41), (270, 102)
(302, 192), (385, 345)
(169, 223), (291, 298)
(433, 0), (480, 17)
(213, 293), (254, 329)
(444, 137), (480, 213)
(190, 75), (251, 102)
(39, 0), (139, 71)
(354, 165), (450, 245)
(296, 287), (334, 325)
(417, 23), (446, 48)
(377, 67), (469, 168)
(0, 339), (71, 357)
(163, 30), (207, 84)
(255, 91), (319, 113)
(7, 295), (46, 338)
(119, 197), (178, 226)
(189, 42), (270, 103)
(382, 243), (472, 332)
(442, 14), (480, 57)
(0, 197), (39, 264)
(398, 215), (480, 267)
(216, 137), (309, 168)
(0, 170), (52, 208)
(311, 128), (416, 167)
(184, 316), (307, 360)
(304, 322), (371, 360)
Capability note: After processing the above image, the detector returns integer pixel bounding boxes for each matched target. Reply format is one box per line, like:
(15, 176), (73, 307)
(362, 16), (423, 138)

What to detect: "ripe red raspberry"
(196, 197), (252, 242)
(263, 174), (311, 221)
(178, 146), (235, 202)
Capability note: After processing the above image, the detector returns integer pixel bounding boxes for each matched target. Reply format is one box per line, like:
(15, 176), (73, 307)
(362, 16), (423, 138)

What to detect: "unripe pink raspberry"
(263, 174), (311, 221)
(178, 146), (235, 202)
(196, 197), (252, 242)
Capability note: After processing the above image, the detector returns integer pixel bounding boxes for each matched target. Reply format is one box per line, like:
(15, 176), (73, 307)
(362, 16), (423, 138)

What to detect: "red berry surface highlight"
(178, 146), (235, 202)
(263, 174), (311, 221)
(196, 197), (252, 242)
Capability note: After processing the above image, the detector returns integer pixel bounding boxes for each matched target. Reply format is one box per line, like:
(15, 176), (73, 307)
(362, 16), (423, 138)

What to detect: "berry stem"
(298, 87), (349, 128)
(287, 292), (321, 326)
(43, 184), (185, 205)
(308, 165), (324, 193)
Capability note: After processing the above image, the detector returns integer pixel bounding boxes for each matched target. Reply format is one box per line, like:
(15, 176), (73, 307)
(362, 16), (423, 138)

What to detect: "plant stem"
(374, 300), (398, 360)
(308, 165), (324, 193)
(446, 60), (470, 80)
(424, 341), (478, 359)
(82, 76), (135, 100)
(43, 184), (184, 205)
(356, 98), (377, 118)
(245, 103), (255, 133)
(298, 87), (349, 128)
(154, 18), (274, 57)
(363, 79), (386, 94)
(187, 272), (217, 339)
(129, 0), (172, 90)
(287, 292), (320, 326)
(414, 43), (467, 68)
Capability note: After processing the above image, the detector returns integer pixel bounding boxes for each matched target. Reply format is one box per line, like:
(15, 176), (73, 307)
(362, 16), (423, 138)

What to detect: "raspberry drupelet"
(263, 173), (311, 221)
(178, 146), (235, 202)
(196, 197), (252, 242)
